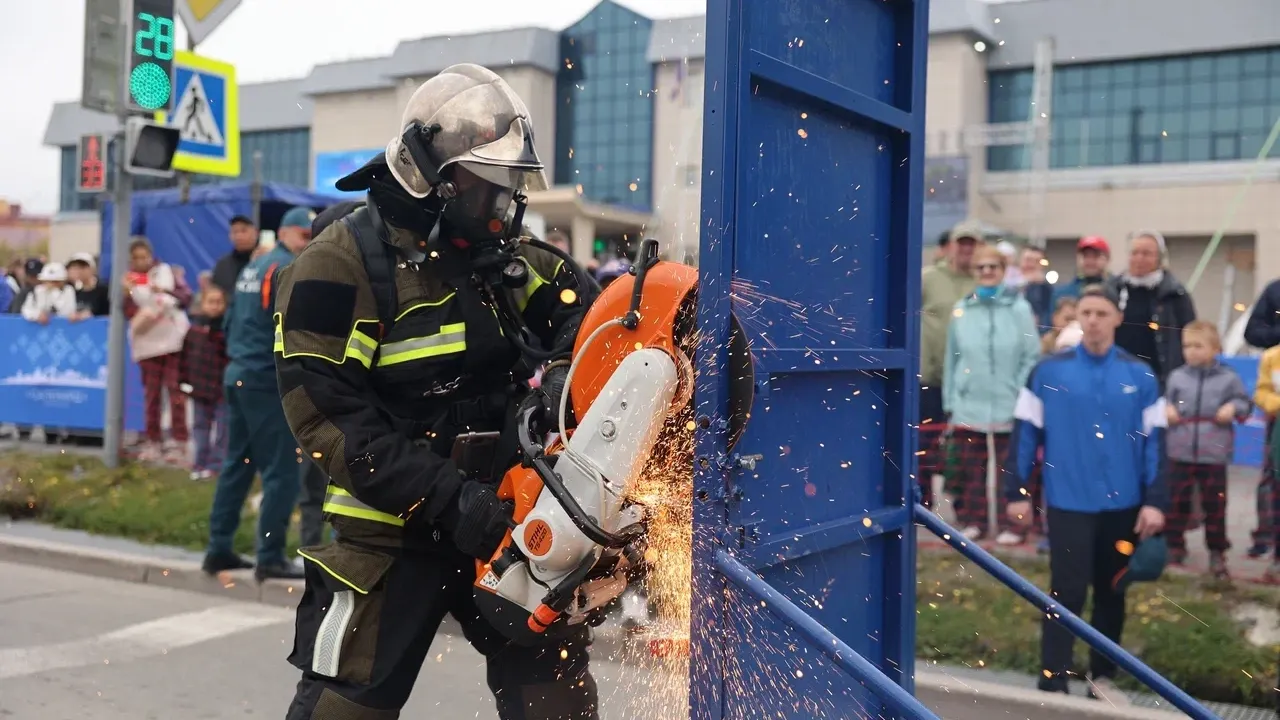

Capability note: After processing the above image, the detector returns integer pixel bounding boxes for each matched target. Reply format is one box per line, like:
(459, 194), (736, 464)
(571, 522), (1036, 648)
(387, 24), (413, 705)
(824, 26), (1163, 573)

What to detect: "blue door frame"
(690, 2), (1222, 718)
(691, 0), (930, 716)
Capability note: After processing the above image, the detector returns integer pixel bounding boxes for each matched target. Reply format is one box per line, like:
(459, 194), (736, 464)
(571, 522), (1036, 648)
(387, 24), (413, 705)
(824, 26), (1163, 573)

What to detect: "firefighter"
(273, 64), (597, 719)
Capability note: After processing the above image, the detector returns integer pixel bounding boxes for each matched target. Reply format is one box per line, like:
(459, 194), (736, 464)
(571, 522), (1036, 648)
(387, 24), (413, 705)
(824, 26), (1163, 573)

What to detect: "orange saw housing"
(472, 260), (699, 642)
(569, 261), (700, 422)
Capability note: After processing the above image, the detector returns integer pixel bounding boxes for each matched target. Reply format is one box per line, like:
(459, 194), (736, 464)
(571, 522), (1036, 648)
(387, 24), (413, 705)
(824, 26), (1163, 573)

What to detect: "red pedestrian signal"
(78, 134), (107, 193)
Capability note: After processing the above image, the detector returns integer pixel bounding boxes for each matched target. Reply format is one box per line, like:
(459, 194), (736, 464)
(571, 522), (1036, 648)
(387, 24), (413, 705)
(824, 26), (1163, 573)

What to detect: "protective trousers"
(285, 541), (599, 720)
(207, 384), (301, 565)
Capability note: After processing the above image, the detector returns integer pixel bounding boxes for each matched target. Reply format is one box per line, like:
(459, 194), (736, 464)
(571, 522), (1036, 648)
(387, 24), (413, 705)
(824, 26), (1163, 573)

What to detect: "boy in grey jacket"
(1164, 321), (1252, 576)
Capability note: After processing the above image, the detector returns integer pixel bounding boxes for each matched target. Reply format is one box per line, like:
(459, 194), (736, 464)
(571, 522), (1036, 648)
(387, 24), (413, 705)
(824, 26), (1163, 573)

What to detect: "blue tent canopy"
(100, 182), (345, 281)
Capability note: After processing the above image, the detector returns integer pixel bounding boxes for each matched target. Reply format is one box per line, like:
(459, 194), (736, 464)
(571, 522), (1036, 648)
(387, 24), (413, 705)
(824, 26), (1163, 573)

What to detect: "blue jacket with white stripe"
(1004, 343), (1170, 513)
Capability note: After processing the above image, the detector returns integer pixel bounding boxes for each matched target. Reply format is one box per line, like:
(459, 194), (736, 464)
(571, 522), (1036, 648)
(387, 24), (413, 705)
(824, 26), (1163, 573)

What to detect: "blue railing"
(716, 550), (943, 720)
(914, 506), (1221, 720)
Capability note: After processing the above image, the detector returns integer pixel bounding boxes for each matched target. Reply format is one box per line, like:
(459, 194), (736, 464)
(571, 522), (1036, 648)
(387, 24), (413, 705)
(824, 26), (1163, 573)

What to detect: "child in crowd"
(1039, 297), (1081, 355)
(1264, 419), (1280, 582)
(1164, 321), (1251, 577)
(179, 286), (229, 480)
(1252, 343), (1280, 571)
(20, 263), (78, 323)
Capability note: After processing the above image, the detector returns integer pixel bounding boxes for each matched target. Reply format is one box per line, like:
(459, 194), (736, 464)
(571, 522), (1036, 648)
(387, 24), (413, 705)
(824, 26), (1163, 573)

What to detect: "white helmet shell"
(386, 63), (549, 199)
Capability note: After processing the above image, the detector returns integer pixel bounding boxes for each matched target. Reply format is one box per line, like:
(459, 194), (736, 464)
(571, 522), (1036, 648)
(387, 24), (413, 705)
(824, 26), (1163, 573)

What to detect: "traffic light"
(127, 0), (176, 113)
(124, 117), (181, 177)
(77, 134), (108, 193)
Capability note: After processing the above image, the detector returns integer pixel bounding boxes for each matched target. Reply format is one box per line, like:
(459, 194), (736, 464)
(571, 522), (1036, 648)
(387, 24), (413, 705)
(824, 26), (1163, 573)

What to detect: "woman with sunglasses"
(943, 244), (1042, 544)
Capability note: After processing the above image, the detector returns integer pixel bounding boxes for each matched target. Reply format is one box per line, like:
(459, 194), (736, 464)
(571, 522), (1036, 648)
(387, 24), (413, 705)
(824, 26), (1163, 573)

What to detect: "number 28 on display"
(134, 12), (174, 60)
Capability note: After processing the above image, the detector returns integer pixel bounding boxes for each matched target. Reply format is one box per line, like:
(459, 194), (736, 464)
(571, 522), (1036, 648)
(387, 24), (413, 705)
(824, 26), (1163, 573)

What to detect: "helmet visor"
(456, 116), (549, 193)
(446, 164), (519, 240)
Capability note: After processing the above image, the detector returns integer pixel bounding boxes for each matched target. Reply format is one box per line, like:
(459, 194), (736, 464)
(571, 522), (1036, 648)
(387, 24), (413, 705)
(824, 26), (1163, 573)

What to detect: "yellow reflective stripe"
(394, 294), (455, 323)
(346, 326), (377, 369)
(376, 322), (466, 367)
(274, 313), (378, 369)
(514, 258), (549, 313)
(322, 486), (406, 527)
(296, 549), (370, 594)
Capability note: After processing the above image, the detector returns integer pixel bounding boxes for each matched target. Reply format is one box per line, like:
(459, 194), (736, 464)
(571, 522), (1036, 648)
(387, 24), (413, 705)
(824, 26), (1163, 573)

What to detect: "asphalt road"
(0, 561), (683, 720)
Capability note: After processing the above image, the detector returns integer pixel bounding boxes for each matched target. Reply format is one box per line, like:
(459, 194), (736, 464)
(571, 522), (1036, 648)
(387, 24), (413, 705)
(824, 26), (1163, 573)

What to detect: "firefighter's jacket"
(272, 217), (587, 551)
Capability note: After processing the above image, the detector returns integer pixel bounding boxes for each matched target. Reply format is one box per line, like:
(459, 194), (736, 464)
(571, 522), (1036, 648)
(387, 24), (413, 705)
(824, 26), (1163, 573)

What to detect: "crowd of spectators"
(920, 220), (1280, 700)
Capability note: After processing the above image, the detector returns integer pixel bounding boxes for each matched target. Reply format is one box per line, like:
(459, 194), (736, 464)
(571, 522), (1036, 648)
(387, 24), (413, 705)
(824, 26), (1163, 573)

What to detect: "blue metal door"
(692, 0), (931, 717)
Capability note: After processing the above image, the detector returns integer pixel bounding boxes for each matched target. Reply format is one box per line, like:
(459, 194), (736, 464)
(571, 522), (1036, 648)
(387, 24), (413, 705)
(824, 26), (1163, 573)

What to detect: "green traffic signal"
(126, 0), (176, 113)
(129, 62), (171, 110)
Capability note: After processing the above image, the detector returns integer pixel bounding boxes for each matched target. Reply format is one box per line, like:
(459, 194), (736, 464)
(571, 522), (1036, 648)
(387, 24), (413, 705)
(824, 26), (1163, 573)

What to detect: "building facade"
(43, 0), (1280, 323)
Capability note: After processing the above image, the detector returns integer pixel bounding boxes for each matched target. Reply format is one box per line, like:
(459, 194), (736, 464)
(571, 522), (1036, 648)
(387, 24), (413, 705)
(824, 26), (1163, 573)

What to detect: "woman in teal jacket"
(943, 245), (1041, 543)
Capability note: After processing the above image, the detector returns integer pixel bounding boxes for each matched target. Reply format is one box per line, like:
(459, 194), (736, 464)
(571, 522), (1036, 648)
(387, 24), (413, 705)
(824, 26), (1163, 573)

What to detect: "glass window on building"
(555, 0), (655, 212)
(987, 46), (1280, 171)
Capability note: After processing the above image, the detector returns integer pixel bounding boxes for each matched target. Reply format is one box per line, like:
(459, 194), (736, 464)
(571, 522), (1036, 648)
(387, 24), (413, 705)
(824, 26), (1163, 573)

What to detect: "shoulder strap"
(342, 202), (398, 339)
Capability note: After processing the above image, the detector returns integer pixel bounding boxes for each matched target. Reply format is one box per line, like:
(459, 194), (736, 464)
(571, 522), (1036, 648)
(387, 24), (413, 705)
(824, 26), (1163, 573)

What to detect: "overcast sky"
(2, 0), (705, 215)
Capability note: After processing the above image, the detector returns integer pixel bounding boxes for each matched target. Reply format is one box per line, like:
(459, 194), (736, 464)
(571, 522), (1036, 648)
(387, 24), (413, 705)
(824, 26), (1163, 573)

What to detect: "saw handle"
(516, 404), (642, 550)
(621, 238), (661, 330)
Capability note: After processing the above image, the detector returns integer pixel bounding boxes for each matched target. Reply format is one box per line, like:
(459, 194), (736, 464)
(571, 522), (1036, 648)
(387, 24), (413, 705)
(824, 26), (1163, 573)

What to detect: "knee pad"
(298, 687), (399, 720)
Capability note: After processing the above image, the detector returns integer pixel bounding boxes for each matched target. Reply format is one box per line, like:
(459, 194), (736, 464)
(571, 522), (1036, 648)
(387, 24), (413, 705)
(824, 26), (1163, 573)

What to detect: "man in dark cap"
(211, 215), (259, 295)
(203, 206), (315, 582)
(6, 258), (43, 314)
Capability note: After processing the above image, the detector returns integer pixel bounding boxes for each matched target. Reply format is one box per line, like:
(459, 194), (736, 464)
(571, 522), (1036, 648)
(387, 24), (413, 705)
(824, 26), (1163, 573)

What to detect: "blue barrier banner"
(0, 316), (143, 432)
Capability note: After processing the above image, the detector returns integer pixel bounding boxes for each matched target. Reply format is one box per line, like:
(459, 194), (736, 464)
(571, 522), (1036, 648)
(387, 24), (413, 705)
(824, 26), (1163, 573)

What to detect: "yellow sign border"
(154, 50), (241, 177)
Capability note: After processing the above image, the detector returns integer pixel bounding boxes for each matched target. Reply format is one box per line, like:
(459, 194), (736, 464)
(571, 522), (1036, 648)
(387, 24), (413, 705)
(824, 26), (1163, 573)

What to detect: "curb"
(914, 669), (1182, 719)
(0, 535), (1187, 718)
(0, 533), (305, 607)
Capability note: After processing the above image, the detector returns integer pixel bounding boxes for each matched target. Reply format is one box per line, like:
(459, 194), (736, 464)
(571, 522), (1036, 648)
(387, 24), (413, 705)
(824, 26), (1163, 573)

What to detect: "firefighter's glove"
(521, 364), (574, 436)
(541, 364), (571, 430)
(444, 480), (514, 561)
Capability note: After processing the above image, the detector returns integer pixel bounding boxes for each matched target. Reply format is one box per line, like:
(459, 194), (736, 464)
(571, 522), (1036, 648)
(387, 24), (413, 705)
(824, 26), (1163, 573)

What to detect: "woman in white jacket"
(21, 263), (79, 324)
(124, 237), (191, 463)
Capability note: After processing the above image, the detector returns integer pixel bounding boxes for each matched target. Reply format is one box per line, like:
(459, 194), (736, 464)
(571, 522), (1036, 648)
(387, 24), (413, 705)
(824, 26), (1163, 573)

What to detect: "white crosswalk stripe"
(0, 604), (292, 680)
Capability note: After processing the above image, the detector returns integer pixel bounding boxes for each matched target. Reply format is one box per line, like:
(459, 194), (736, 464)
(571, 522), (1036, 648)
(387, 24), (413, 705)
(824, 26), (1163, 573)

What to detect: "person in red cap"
(1050, 236), (1113, 312)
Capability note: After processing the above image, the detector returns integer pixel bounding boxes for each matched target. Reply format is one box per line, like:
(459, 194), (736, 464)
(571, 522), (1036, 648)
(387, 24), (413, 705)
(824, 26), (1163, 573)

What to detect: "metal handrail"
(913, 505), (1221, 720)
(715, 550), (942, 720)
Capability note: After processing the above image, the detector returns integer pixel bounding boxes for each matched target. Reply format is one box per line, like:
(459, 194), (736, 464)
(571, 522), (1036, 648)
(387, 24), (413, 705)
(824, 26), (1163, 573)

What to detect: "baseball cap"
(280, 206), (318, 230)
(37, 262), (68, 283)
(1112, 535), (1168, 591)
(229, 214), (254, 226)
(948, 220), (985, 244)
(66, 252), (96, 269)
(1077, 235), (1110, 254)
(24, 258), (44, 278)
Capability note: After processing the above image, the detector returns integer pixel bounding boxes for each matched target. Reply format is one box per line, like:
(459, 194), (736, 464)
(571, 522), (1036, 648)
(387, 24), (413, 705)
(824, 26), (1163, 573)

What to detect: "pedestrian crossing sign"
(153, 51), (240, 177)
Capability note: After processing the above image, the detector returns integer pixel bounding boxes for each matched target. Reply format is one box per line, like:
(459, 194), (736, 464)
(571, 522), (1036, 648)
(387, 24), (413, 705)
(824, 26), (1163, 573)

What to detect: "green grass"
(917, 549), (1280, 706)
(0, 450), (301, 556)
(2, 450), (1275, 706)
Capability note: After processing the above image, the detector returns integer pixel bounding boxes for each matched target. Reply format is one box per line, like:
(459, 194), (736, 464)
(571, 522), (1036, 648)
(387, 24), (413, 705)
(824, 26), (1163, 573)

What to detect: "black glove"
(441, 480), (514, 561)
(524, 363), (573, 434)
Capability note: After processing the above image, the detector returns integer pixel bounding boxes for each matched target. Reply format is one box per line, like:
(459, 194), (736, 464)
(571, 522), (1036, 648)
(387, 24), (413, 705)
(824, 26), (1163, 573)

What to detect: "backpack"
(347, 206), (399, 341)
(313, 199), (398, 339)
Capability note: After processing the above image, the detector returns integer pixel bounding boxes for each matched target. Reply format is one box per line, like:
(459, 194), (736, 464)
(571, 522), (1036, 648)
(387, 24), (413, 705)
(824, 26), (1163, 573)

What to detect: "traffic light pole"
(103, 0), (135, 468)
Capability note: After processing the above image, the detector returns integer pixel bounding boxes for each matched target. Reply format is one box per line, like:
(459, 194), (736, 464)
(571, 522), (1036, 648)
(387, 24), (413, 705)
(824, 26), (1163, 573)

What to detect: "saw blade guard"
(569, 242), (754, 451)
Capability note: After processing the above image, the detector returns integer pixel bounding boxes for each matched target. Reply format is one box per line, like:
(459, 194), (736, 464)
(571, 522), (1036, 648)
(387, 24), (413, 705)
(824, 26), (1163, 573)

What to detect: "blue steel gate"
(691, 0), (931, 717)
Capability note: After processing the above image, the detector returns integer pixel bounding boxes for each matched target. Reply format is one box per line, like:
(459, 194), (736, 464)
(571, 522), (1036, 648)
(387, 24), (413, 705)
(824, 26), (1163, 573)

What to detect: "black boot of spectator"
(1037, 673), (1069, 694)
(202, 552), (254, 575)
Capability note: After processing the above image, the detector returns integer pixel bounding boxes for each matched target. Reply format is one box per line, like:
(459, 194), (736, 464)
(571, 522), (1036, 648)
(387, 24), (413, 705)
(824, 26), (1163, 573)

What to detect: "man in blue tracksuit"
(203, 206), (316, 582)
(1004, 284), (1168, 700)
